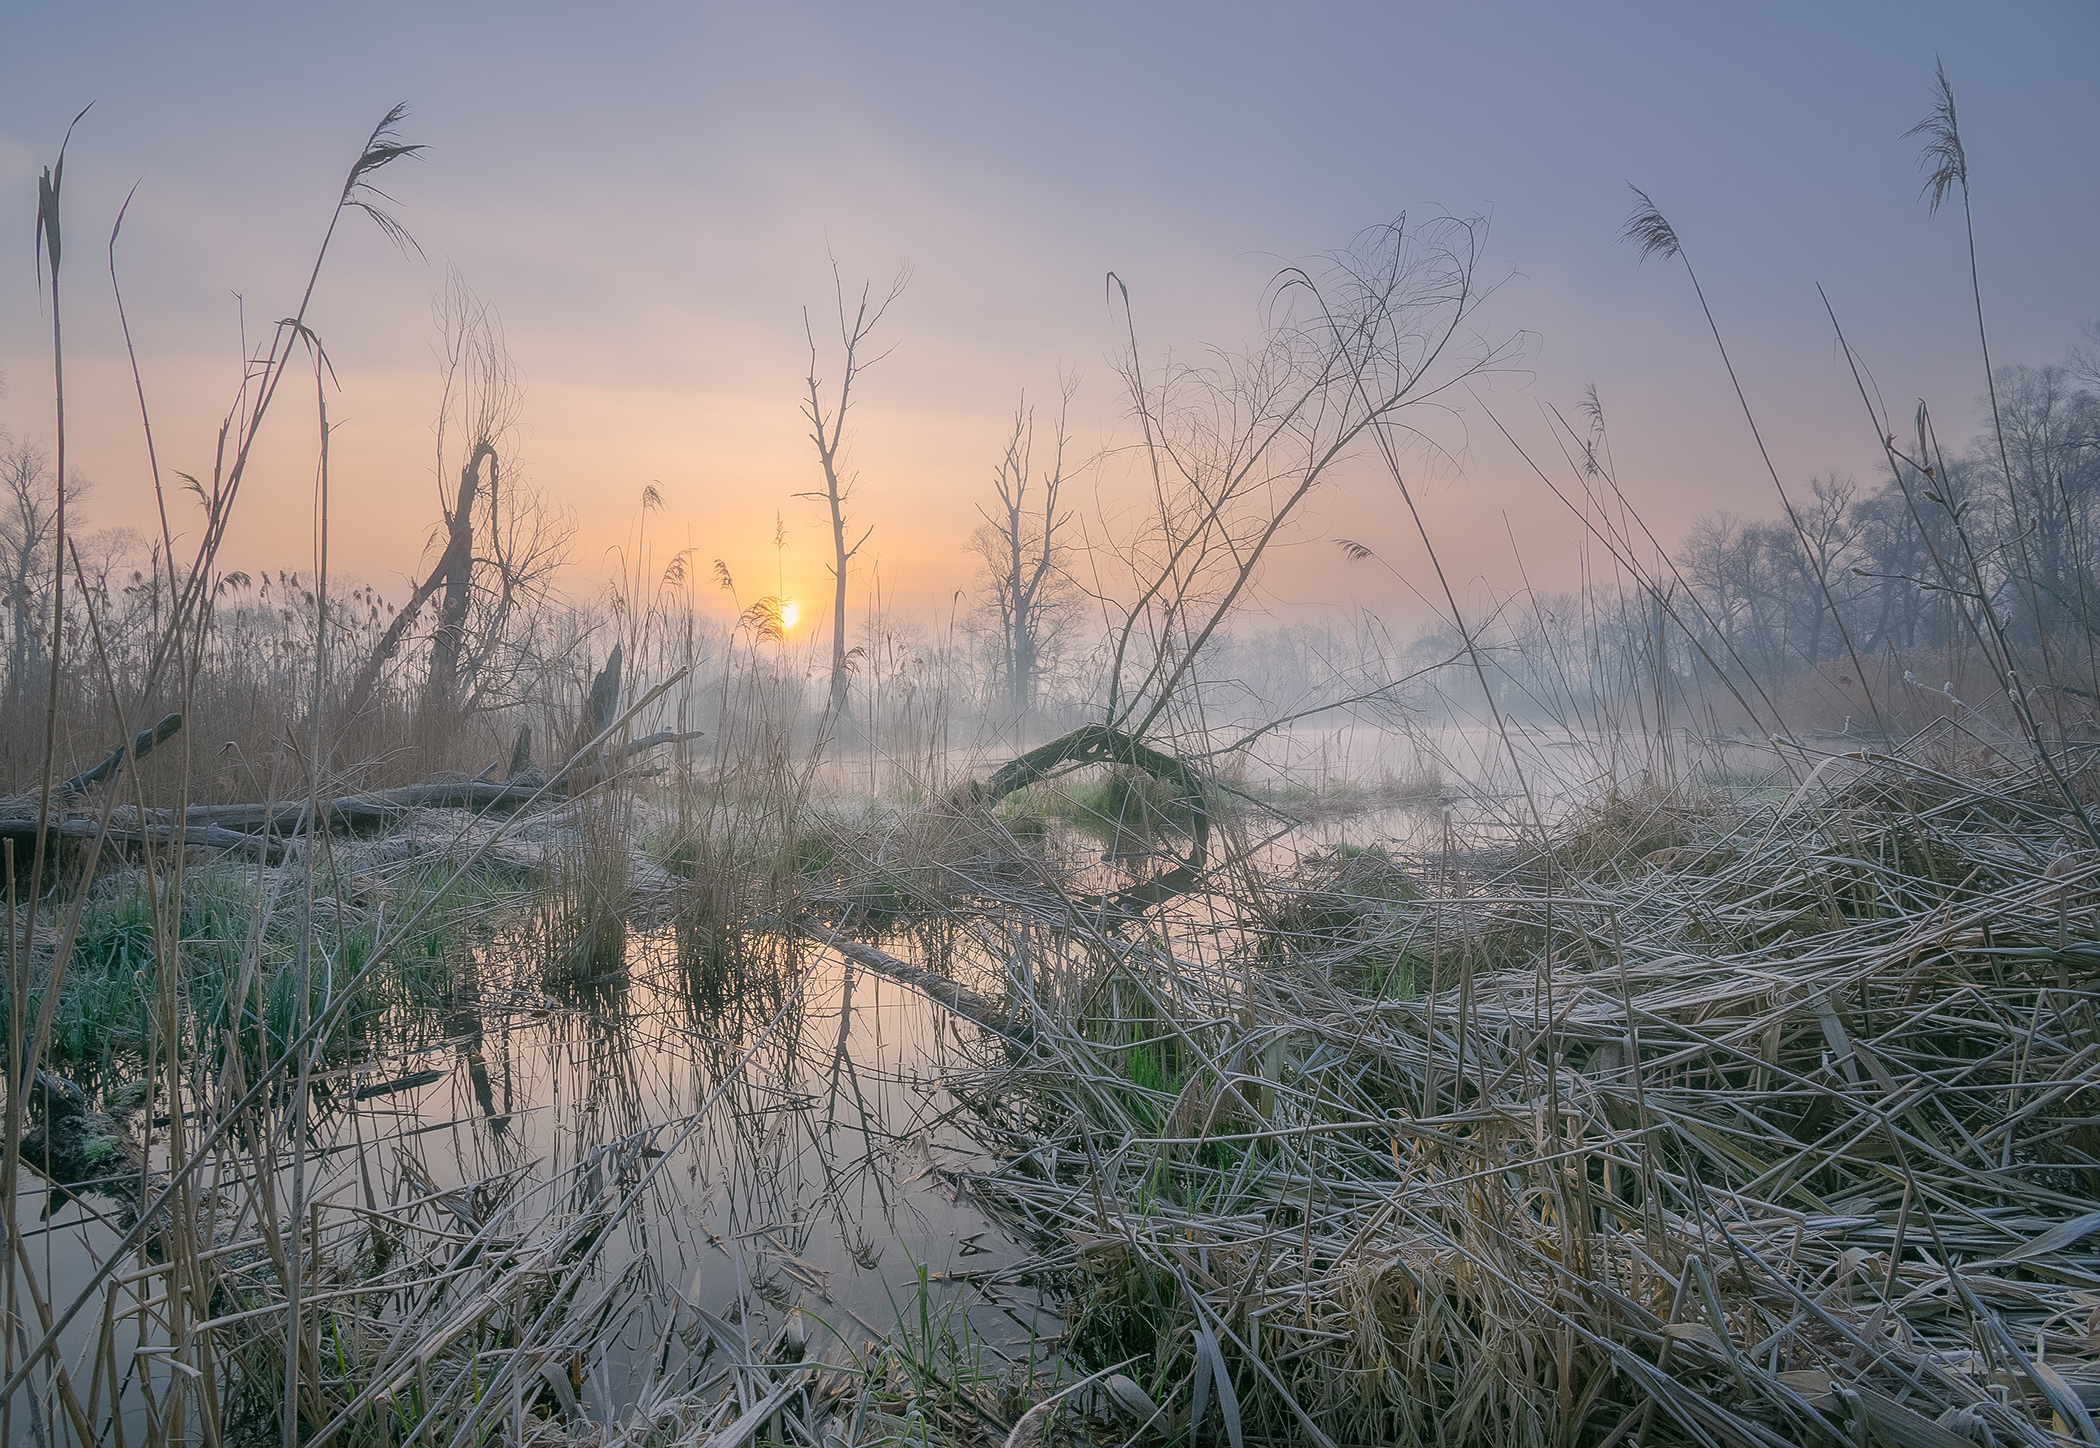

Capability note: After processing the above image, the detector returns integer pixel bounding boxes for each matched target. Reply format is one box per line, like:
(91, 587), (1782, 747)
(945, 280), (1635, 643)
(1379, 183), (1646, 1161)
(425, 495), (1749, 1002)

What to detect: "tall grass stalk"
(8, 108), (90, 1448)
(8, 71), (2100, 1448)
(1620, 187), (1885, 739)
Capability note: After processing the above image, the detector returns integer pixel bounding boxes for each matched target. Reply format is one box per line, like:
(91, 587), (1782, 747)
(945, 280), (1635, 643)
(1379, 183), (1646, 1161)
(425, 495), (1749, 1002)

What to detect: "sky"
(2, 3), (2095, 640)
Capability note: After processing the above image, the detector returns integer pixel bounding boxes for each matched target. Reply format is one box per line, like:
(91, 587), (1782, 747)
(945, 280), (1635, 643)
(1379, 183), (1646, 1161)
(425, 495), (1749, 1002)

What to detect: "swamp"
(5, 20), (2100, 1448)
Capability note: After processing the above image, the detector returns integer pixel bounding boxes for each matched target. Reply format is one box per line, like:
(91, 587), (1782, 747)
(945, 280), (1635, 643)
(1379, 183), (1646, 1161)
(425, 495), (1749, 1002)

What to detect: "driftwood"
(802, 926), (1025, 1043)
(983, 723), (1209, 912)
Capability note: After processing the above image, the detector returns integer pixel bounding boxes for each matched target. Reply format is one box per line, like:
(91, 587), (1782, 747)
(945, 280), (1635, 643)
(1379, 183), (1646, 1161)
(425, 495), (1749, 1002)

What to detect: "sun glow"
(779, 600), (799, 630)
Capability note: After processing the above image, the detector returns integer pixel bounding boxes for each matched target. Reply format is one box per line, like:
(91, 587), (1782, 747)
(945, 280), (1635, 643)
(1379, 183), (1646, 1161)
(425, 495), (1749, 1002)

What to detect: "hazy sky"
(2, 3), (2095, 636)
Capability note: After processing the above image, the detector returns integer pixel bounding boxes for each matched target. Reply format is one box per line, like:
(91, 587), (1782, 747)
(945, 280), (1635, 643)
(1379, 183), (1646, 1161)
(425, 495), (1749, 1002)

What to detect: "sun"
(778, 600), (799, 630)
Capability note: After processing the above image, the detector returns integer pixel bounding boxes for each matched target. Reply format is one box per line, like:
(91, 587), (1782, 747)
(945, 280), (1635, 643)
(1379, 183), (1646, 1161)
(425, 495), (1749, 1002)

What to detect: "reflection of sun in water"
(779, 600), (799, 630)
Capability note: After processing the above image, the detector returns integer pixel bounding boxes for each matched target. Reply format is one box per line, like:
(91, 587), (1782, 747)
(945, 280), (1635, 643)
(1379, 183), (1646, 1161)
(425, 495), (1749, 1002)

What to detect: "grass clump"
(10, 865), (462, 1095)
(1265, 842), (1424, 996)
(960, 749), (2100, 1447)
(1003, 765), (1198, 857)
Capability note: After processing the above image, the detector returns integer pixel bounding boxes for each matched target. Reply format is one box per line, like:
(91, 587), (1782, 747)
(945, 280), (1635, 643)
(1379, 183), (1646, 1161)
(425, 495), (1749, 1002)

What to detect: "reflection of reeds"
(12, 56), (2100, 1448)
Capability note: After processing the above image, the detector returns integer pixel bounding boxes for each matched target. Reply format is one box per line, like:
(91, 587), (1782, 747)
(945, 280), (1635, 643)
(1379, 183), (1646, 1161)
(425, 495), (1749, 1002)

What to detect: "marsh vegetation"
(6, 69), (2100, 1448)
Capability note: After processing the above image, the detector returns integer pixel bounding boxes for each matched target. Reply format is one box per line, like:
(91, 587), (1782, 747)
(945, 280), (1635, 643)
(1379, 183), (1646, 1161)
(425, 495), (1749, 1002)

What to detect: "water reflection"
(445, 956), (512, 1138)
(353, 914), (1046, 1417)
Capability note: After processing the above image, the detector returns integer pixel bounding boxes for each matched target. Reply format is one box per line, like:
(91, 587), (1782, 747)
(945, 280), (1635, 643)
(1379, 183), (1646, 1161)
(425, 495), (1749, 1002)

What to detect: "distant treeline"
(1384, 356), (2100, 738)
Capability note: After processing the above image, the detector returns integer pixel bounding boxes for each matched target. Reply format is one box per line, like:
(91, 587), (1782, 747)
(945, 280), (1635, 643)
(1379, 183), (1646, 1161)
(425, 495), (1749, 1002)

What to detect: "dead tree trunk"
(798, 269), (904, 729)
(972, 394), (1074, 717)
(423, 440), (495, 716)
(584, 644), (622, 745)
(335, 443), (499, 733)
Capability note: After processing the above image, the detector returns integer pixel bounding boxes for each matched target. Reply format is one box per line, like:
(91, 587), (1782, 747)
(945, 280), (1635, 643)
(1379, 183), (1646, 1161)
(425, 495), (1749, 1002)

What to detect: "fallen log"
(981, 723), (1209, 912)
(1, 783), (541, 848)
(177, 778), (552, 834)
(4, 773), (549, 853)
(60, 713), (184, 799)
(0, 814), (284, 860)
(5, 668), (703, 855)
(8, 747), (703, 854)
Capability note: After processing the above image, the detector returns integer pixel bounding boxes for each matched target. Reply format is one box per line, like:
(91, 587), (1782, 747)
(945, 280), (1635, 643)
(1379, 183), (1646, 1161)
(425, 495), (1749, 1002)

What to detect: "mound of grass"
(9, 865), (466, 1094)
(1004, 766), (1198, 853)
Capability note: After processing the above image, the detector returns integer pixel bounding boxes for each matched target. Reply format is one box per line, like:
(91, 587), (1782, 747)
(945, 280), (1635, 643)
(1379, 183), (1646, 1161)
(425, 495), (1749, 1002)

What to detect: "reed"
(949, 743), (2100, 1446)
(3, 58), (2099, 1448)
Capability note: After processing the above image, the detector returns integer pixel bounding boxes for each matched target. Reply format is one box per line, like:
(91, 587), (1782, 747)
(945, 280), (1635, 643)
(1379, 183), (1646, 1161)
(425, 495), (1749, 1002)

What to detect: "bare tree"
(968, 383), (1081, 716)
(1975, 365), (2100, 648)
(1099, 215), (1512, 746)
(1678, 484), (1869, 691)
(0, 436), (52, 708)
(1780, 474), (1861, 670)
(423, 276), (524, 713)
(799, 265), (907, 725)
(978, 217), (1511, 911)
(338, 277), (566, 729)
(1679, 511), (1753, 663)
(0, 436), (74, 712)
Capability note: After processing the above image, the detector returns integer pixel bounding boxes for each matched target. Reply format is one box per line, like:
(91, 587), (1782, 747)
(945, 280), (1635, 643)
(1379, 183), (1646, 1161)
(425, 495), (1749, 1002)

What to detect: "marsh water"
(11, 720), (1801, 1437)
(17, 919), (1050, 1435)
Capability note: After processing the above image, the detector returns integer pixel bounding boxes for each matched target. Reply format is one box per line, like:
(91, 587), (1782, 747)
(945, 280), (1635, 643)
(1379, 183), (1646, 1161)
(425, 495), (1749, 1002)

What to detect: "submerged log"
(18, 1071), (166, 1226)
(802, 926), (1027, 1044)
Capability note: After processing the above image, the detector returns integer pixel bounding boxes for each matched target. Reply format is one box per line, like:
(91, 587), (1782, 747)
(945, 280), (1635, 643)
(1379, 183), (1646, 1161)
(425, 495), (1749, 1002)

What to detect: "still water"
(14, 720), (1802, 1437)
(18, 921), (1050, 1437)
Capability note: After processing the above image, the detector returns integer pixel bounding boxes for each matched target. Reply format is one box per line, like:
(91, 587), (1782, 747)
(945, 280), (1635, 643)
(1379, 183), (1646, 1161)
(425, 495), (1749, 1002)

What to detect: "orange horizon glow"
(2, 8), (2090, 642)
